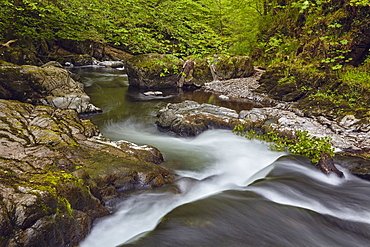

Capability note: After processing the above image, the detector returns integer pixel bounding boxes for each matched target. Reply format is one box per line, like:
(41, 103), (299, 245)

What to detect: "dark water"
(75, 67), (370, 247)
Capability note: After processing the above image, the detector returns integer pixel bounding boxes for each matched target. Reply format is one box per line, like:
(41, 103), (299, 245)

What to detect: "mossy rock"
(0, 61), (100, 113)
(213, 55), (254, 80)
(125, 54), (183, 88)
(186, 58), (213, 87)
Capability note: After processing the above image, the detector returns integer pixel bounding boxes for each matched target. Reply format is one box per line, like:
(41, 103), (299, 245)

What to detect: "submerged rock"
(0, 61), (101, 113)
(0, 99), (172, 246)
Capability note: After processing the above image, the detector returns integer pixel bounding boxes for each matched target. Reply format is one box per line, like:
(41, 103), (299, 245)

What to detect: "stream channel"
(75, 67), (370, 247)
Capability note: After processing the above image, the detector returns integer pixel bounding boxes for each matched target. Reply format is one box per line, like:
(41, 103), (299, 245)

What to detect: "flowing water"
(75, 67), (370, 247)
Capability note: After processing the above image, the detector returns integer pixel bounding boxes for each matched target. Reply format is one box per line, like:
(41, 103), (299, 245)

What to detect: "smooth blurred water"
(76, 67), (370, 247)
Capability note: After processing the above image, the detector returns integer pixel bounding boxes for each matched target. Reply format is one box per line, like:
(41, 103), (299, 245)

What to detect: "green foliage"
(350, 0), (370, 6)
(233, 124), (334, 163)
(340, 57), (370, 88)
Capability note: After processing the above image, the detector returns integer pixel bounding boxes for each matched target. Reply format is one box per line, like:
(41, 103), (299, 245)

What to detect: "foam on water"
(80, 123), (284, 247)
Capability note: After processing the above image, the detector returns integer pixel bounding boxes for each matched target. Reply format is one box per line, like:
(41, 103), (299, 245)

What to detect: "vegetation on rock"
(233, 124), (335, 164)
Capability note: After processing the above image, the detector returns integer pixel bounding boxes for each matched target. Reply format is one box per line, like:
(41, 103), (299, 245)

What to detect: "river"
(75, 67), (370, 247)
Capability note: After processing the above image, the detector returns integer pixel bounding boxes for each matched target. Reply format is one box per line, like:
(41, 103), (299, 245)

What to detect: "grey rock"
(157, 100), (241, 136)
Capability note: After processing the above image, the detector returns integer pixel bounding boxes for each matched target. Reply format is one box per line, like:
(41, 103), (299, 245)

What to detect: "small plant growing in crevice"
(233, 124), (334, 163)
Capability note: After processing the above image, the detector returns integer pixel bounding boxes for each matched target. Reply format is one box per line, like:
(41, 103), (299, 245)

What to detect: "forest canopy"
(0, 0), (369, 66)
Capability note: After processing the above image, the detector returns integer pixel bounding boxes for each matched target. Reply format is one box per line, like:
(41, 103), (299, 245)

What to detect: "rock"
(156, 100), (241, 136)
(157, 99), (369, 160)
(219, 95), (230, 100)
(98, 60), (124, 68)
(211, 55), (254, 80)
(202, 67), (274, 106)
(59, 54), (99, 66)
(0, 61), (101, 113)
(41, 61), (64, 68)
(335, 155), (370, 180)
(125, 54), (183, 88)
(187, 58), (214, 87)
(0, 99), (173, 246)
(316, 152), (344, 177)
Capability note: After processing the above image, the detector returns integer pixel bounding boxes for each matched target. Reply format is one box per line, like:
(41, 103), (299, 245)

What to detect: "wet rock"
(157, 100), (369, 158)
(156, 100), (241, 136)
(0, 61), (101, 113)
(335, 155), (370, 180)
(0, 99), (172, 246)
(317, 152), (344, 177)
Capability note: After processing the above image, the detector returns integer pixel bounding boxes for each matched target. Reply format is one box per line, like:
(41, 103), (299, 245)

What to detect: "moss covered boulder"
(211, 55), (254, 80)
(0, 99), (172, 247)
(0, 61), (100, 113)
(125, 54), (183, 88)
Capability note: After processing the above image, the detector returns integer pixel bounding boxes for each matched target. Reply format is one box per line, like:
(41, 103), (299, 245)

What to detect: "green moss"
(234, 124), (334, 163)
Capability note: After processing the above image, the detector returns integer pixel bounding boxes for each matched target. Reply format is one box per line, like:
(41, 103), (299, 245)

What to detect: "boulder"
(0, 47), (39, 65)
(56, 39), (106, 60)
(181, 58), (213, 87)
(0, 61), (101, 113)
(211, 55), (254, 80)
(125, 54), (183, 88)
(156, 100), (241, 136)
(0, 99), (173, 246)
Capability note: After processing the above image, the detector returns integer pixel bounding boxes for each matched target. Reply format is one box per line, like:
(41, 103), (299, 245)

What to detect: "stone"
(125, 54), (183, 88)
(156, 100), (241, 136)
(316, 152), (344, 177)
(210, 55), (254, 80)
(0, 61), (101, 113)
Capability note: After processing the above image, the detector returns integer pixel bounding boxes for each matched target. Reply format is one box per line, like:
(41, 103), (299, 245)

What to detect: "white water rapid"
(76, 67), (370, 247)
(80, 124), (284, 247)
